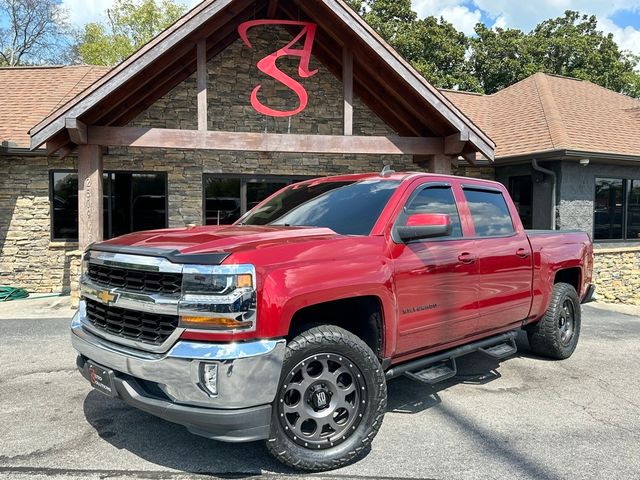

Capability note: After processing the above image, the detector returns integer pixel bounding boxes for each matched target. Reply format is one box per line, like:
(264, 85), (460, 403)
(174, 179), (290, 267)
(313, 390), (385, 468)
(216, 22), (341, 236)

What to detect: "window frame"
(461, 185), (517, 239)
(202, 173), (313, 226)
(49, 169), (169, 242)
(593, 177), (640, 243)
(392, 182), (465, 244)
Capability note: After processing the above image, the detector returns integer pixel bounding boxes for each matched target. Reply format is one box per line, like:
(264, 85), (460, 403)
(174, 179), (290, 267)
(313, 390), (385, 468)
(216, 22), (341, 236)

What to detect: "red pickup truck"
(72, 171), (594, 470)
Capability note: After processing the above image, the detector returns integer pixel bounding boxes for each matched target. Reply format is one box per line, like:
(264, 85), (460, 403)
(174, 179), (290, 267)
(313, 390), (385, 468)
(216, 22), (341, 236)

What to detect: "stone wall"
(0, 154), (79, 293)
(592, 247), (640, 305)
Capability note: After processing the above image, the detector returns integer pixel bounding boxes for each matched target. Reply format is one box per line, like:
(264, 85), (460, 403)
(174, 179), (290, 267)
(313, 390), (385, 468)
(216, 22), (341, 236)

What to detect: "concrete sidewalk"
(0, 294), (76, 320)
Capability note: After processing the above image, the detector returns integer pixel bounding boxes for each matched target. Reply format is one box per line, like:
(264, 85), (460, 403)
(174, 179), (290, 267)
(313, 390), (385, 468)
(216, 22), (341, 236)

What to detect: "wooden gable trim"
(316, 0), (495, 160)
(29, 0), (235, 149)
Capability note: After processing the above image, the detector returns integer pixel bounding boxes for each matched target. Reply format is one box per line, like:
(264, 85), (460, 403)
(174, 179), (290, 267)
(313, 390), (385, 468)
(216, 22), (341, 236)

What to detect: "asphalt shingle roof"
(442, 72), (640, 160)
(0, 65), (109, 148)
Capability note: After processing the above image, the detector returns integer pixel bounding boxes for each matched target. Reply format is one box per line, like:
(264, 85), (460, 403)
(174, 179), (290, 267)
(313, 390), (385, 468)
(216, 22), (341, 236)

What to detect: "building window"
(463, 188), (515, 237)
(594, 178), (640, 241)
(508, 175), (533, 229)
(203, 174), (310, 225)
(50, 170), (168, 241)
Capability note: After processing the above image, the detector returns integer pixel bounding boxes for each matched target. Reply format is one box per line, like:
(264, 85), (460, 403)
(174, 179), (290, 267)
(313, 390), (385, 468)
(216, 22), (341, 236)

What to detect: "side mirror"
(396, 213), (452, 243)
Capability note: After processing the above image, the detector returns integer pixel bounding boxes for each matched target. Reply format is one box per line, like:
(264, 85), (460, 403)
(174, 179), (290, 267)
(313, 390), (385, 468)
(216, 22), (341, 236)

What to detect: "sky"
(58, 0), (640, 57)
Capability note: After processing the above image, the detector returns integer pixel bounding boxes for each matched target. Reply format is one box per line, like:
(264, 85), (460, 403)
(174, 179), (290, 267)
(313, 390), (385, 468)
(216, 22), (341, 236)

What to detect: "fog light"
(201, 363), (218, 396)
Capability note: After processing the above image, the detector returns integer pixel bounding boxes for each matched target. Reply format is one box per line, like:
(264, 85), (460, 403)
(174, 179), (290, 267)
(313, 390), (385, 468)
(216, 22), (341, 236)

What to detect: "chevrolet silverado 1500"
(72, 171), (594, 470)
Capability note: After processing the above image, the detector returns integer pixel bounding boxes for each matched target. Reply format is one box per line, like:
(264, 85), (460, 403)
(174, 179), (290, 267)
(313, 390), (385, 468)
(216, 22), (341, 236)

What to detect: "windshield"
(239, 179), (401, 235)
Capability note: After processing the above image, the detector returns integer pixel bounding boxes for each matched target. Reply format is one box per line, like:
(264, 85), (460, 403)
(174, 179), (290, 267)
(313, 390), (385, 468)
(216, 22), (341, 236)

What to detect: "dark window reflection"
(509, 175), (533, 229)
(464, 189), (515, 237)
(51, 172), (79, 240)
(626, 180), (640, 240)
(247, 181), (287, 211)
(50, 171), (167, 241)
(594, 178), (624, 240)
(204, 177), (241, 225)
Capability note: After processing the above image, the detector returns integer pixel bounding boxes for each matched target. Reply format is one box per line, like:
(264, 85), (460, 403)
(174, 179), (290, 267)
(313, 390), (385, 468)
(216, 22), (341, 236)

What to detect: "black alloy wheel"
(266, 325), (387, 471)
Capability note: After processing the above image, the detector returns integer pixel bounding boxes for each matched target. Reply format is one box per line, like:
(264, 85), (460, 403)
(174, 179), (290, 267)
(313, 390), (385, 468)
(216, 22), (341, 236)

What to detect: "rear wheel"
(266, 325), (387, 471)
(527, 282), (581, 359)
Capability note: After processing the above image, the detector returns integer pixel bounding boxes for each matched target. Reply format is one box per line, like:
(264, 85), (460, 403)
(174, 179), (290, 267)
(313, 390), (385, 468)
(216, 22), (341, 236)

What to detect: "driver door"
(390, 182), (480, 356)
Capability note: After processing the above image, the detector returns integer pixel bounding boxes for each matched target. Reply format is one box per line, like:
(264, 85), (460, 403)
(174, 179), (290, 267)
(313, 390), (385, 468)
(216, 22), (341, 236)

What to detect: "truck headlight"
(178, 264), (257, 332)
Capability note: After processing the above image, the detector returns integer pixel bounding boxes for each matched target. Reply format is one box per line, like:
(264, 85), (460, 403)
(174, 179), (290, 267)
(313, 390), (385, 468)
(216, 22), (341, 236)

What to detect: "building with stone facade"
(0, 0), (638, 304)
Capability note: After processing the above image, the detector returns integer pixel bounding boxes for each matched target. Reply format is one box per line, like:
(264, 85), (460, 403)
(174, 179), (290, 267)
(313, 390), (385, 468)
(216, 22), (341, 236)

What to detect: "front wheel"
(265, 325), (387, 471)
(527, 282), (581, 359)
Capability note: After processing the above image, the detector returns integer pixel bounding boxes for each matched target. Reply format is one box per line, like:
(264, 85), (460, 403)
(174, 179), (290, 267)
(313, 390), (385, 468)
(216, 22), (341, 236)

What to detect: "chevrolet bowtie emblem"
(97, 290), (117, 304)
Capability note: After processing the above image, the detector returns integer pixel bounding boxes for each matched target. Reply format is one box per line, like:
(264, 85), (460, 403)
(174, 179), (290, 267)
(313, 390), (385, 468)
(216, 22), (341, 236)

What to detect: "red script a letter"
(238, 20), (318, 117)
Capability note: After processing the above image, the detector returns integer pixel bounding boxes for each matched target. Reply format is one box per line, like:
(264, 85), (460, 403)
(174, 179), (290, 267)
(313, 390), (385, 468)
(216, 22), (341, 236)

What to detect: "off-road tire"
(265, 325), (387, 471)
(527, 282), (581, 359)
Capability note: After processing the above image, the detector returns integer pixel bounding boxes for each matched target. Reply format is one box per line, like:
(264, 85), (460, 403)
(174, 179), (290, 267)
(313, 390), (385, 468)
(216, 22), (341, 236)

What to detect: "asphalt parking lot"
(1, 303), (639, 480)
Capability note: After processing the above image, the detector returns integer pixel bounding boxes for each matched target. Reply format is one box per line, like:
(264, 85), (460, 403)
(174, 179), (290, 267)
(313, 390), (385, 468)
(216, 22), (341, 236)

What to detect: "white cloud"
(61, 0), (115, 26)
(599, 17), (640, 57)
(439, 5), (483, 35)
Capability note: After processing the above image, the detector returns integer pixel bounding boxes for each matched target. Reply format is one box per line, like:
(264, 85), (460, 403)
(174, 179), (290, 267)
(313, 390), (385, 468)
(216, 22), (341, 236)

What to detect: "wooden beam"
(46, 133), (69, 156)
(65, 118), (87, 145)
(444, 131), (469, 155)
(88, 126), (445, 156)
(78, 144), (104, 250)
(462, 152), (478, 166)
(415, 154), (454, 174)
(196, 39), (208, 131)
(267, 0), (278, 18)
(343, 46), (353, 136)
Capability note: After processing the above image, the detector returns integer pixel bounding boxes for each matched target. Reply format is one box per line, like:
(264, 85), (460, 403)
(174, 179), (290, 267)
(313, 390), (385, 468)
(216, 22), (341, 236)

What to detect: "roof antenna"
(380, 165), (395, 177)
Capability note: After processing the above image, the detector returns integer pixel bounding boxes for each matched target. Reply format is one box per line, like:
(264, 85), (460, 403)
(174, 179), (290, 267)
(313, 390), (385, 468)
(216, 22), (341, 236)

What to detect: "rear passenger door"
(391, 182), (480, 355)
(461, 186), (533, 333)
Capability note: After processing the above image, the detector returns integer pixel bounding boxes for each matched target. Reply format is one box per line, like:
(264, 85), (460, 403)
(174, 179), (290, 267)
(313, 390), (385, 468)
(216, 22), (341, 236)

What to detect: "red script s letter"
(238, 20), (318, 117)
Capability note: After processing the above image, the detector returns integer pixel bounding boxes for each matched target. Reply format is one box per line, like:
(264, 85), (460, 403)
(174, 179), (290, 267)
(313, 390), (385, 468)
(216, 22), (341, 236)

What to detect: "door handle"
(458, 252), (476, 264)
(516, 248), (530, 259)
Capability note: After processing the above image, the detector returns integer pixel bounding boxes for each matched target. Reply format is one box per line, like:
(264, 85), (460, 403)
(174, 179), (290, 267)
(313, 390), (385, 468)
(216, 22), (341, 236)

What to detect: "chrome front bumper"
(72, 312), (285, 441)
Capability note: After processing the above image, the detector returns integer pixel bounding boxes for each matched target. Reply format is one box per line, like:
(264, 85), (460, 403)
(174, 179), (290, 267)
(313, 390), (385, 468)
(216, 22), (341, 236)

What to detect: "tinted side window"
(404, 186), (462, 238)
(464, 188), (515, 237)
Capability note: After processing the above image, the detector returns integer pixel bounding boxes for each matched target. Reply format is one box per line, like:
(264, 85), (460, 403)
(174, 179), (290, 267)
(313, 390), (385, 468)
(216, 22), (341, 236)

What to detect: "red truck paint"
(101, 173), (593, 363)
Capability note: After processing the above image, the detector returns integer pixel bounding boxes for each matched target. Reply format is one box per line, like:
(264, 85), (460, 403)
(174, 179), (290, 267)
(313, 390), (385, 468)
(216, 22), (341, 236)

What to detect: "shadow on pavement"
(82, 329), (544, 475)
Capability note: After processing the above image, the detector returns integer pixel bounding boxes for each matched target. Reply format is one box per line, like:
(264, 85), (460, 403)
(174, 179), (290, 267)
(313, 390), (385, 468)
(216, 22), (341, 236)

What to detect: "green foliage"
(360, 0), (480, 91)
(77, 0), (187, 66)
(470, 11), (640, 96)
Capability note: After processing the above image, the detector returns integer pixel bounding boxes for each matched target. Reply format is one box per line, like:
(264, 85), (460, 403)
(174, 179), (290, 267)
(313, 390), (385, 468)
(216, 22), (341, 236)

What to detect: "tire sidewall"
(267, 328), (386, 469)
(555, 285), (581, 357)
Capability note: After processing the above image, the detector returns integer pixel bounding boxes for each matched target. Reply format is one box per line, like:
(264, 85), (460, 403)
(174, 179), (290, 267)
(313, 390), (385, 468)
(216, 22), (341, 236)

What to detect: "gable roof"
(28, 0), (494, 160)
(0, 65), (109, 149)
(442, 72), (640, 161)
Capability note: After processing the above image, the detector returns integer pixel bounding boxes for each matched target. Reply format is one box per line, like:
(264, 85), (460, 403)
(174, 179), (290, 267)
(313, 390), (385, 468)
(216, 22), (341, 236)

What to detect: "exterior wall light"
(579, 158), (590, 166)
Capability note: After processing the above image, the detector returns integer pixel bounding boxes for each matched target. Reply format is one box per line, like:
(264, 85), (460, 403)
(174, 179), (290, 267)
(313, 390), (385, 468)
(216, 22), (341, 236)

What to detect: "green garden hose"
(0, 286), (29, 302)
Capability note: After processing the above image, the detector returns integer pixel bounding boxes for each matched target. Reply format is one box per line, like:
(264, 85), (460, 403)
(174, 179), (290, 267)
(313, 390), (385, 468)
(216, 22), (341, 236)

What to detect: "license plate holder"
(86, 361), (117, 397)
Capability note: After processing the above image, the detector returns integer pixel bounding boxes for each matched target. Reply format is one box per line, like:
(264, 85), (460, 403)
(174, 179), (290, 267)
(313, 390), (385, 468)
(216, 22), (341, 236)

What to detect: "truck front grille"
(85, 298), (179, 346)
(87, 263), (182, 296)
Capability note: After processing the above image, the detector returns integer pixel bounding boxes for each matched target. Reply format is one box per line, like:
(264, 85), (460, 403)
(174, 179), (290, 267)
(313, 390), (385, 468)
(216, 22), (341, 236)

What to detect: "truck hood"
(96, 225), (340, 256)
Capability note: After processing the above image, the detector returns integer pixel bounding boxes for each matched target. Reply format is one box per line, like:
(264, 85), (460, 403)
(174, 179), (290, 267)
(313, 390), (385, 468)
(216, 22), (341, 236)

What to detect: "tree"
(0, 0), (73, 66)
(530, 11), (640, 96)
(77, 0), (187, 66)
(470, 24), (538, 94)
(359, 0), (479, 91)
(470, 11), (640, 97)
